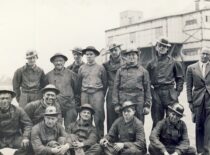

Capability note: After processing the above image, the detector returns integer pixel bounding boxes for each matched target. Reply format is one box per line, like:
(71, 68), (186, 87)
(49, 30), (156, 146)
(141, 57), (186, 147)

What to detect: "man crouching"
(31, 106), (70, 155)
(99, 101), (147, 155)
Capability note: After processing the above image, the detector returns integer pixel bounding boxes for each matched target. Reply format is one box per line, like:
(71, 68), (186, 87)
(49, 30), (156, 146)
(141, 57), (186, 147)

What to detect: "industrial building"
(105, 2), (210, 68)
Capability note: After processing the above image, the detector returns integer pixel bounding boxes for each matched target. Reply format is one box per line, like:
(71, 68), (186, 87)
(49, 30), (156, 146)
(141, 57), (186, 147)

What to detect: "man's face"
(53, 57), (65, 70)
(86, 51), (96, 64)
(43, 91), (56, 105)
(44, 116), (58, 128)
(0, 93), (12, 111)
(122, 107), (135, 122)
(125, 52), (138, 65)
(80, 109), (92, 121)
(26, 56), (37, 66)
(110, 47), (120, 58)
(156, 43), (169, 55)
(199, 49), (210, 63)
(73, 53), (83, 62)
(168, 111), (181, 124)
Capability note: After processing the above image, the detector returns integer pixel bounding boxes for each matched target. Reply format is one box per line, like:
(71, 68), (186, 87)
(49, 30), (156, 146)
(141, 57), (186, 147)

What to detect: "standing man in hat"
(112, 48), (151, 123)
(149, 103), (196, 155)
(24, 84), (62, 125)
(46, 53), (78, 128)
(0, 87), (32, 155)
(99, 101), (147, 155)
(103, 43), (122, 131)
(67, 47), (85, 74)
(78, 46), (107, 138)
(13, 50), (46, 108)
(186, 47), (210, 155)
(66, 104), (101, 155)
(146, 37), (184, 128)
(31, 106), (71, 155)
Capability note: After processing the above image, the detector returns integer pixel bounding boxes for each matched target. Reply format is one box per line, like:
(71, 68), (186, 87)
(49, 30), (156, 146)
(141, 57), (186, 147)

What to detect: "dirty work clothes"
(13, 64), (45, 108)
(103, 55), (121, 131)
(101, 116), (147, 155)
(81, 90), (105, 138)
(24, 99), (62, 125)
(149, 118), (196, 155)
(66, 119), (99, 155)
(67, 61), (85, 74)
(46, 68), (78, 128)
(146, 55), (184, 128)
(112, 64), (151, 123)
(0, 105), (32, 155)
(31, 121), (69, 155)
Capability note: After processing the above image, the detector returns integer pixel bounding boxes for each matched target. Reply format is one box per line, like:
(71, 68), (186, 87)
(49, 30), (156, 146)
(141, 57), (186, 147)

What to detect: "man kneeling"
(149, 103), (196, 155)
(31, 106), (70, 155)
(99, 101), (147, 155)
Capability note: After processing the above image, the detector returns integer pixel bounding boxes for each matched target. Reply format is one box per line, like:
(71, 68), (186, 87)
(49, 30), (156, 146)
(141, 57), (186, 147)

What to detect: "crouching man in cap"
(99, 101), (147, 155)
(31, 106), (71, 155)
(66, 104), (101, 155)
(149, 103), (196, 155)
(112, 48), (151, 123)
(24, 84), (62, 125)
(0, 87), (32, 155)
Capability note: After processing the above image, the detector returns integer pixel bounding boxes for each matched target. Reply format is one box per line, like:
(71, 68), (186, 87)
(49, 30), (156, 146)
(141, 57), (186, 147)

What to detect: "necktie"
(202, 64), (206, 77)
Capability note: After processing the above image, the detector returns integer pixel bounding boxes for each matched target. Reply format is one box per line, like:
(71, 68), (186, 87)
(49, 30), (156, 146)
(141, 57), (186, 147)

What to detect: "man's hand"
(163, 151), (170, 155)
(113, 143), (124, 152)
(189, 103), (194, 113)
(114, 105), (121, 114)
(21, 138), (29, 148)
(70, 134), (78, 142)
(51, 147), (61, 154)
(100, 138), (109, 147)
(59, 143), (70, 155)
(72, 141), (84, 148)
(171, 152), (179, 155)
(143, 107), (150, 115)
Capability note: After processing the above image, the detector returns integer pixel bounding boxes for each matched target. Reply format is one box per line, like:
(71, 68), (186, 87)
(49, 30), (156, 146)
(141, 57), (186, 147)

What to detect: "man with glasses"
(13, 50), (46, 108)
(146, 37), (184, 128)
(186, 47), (210, 155)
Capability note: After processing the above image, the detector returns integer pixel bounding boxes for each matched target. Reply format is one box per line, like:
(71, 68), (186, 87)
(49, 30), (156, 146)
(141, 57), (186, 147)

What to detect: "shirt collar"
(53, 67), (65, 75)
(199, 61), (209, 68)
(23, 64), (38, 71)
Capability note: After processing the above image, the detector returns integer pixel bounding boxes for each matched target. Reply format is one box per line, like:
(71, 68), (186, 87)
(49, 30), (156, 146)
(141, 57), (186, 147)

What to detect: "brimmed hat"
(0, 87), (16, 98)
(41, 84), (60, 95)
(50, 53), (68, 62)
(44, 106), (60, 116)
(26, 50), (38, 59)
(168, 103), (185, 117)
(108, 43), (121, 51)
(78, 104), (95, 114)
(82, 46), (100, 56)
(121, 101), (137, 111)
(121, 48), (139, 55)
(156, 37), (171, 47)
(71, 47), (83, 55)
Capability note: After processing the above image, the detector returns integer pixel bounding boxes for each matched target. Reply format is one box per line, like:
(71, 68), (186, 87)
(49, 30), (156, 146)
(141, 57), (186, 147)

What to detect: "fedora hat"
(78, 104), (95, 114)
(0, 87), (16, 98)
(44, 106), (60, 116)
(82, 46), (100, 56)
(168, 103), (185, 117)
(156, 37), (171, 47)
(121, 101), (137, 111)
(26, 50), (38, 59)
(108, 43), (121, 51)
(41, 84), (60, 95)
(71, 47), (83, 55)
(50, 53), (68, 62)
(121, 48), (139, 55)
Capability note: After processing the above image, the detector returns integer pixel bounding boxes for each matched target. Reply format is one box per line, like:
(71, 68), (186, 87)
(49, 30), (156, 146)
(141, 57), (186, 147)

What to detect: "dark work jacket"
(149, 118), (190, 154)
(67, 61), (85, 74)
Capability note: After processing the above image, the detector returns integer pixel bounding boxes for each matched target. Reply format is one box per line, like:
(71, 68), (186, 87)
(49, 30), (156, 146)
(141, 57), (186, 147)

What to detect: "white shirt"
(199, 61), (208, 77)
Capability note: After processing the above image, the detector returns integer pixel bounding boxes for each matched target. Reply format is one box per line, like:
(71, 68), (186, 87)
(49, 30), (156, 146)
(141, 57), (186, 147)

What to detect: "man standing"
(146, 37), (184, 128)
(31, 106), (71, 155)
(99, 101), (147, 155)
(78, 46), (107, 137)
(13, 50), (45, 108)
(186, 47), (210, 155)
(0, 87), (32, 155)
(24, 84), (62, 125)
(149, 103), (196, 155)
(66, 104), (101, 155)
(112, 48), (151, 123)
(67, 47), (85, 74)
(46, 53), (78, 128)
(103, 43), (122, 131)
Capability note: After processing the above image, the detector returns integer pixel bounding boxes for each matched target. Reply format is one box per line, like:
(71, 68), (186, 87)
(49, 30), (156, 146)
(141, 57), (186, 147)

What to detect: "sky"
(0, 0), (195, 77)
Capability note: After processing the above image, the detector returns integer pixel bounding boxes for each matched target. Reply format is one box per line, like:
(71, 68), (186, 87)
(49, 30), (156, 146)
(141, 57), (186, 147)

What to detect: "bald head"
(199, 47), (210, 63)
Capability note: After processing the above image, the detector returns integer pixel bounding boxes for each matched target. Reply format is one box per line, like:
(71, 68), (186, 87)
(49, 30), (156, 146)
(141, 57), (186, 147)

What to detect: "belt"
(21, 89), (39, 93)
(153, 84), (174, 90)
(119, 88), (143, 92)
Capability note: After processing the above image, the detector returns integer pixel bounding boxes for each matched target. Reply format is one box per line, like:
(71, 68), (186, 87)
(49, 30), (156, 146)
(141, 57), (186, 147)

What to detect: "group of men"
(0, 37), (209, 155)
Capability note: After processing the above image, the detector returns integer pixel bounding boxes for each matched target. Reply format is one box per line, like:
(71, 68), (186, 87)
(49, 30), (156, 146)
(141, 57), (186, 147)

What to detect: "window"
(206, 16), (210, 22)
(185, 19), (197, 26)
(182, 48), (199, 56)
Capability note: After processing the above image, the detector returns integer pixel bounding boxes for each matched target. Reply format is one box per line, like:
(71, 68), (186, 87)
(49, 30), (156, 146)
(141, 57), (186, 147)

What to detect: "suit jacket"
(186, 61), (210, 108)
